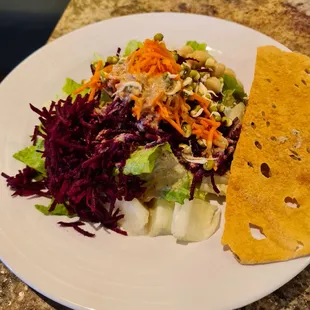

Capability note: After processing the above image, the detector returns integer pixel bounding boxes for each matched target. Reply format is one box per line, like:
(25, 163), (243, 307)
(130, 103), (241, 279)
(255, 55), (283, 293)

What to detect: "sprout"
(208, 102), (218, 113)
(165, 80), (182, 95)
(203, 160), (215, 171)
(182, 154), (208, 164)
(179, 144), (192, 154)
(181, 123), (192, 138)
(189, 70), (200, 81)
(197, 139), (207, 147)
(183, 77), (193, 87)
(154, 33), (164, 41)
(210, 111), (222, 122)
(107, 56), (119, 64)
(190, 105), (204, 117)
(222, 116), (233, 127)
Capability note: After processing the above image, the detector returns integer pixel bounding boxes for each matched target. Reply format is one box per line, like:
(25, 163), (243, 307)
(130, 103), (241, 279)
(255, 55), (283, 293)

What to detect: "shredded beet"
(2, 92), (162, 236)
(28, 94), (147, 233)
(90, 64), (95, 75)
(189, 169), (204, 200)
(116, 47), (121, 57)
(58, 220), (85, 227)
(227, 118), (242, 140)
(213, 118), (242, 176)
(2, 72), (243, 236)
(73, 225), (96, 237)
(176, 54), (199, 65)
(196, 68), (212, 72)
(210, 173), (220, 195)
(58, 220), (95, 237)
(1, 167), (49, 197)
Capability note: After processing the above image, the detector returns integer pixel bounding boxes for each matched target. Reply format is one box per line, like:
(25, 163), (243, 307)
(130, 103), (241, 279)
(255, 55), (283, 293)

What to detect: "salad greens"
(221, 89), (236, 107)
(124, 143), (192, 204)
(123, 143), (171, 175)
(13, 139), (46, 175)
(35, 200), (73, 216)
(186, 40), (207, 51)
(123, 40), (143, 57)
(164, 172), (193, 204)
(92, 52), (105, 65)
(63, 77), (110, 105)
(222, 74), (246, 100)
(62, 78), (89, 100)
(2, 34), (244, 241)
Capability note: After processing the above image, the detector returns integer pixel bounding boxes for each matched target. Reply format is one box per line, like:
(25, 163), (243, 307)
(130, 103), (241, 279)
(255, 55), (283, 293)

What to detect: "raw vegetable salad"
(2, 34), (247, 241)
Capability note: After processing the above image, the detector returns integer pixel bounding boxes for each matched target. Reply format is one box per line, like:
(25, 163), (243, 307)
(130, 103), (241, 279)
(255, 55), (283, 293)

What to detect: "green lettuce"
(92, 52), (105, 66)
(123, 40), (143, 57)
(13, 139), (46, 175)
(200, 174), (228, 196)
(123, 143), (171, 175)
(124, 143), (192, 203)
(35, 199), (74, 217)
(186, 40), (207, 51)
(99, 90), (112, 106)
(222, 74), (246, 100)
(164, 172), (193, 204)
(62, 78), (89, 100)
(221, 89), (236, 107)
(194, 188), (208, 201)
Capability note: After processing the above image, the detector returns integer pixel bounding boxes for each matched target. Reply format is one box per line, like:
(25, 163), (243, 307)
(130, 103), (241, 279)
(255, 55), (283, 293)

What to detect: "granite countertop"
(1, 0), (310, 309)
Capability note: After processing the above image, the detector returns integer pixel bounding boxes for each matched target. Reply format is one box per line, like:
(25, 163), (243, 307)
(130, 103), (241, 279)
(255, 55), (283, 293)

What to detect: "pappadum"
(222, 46), (310, 264)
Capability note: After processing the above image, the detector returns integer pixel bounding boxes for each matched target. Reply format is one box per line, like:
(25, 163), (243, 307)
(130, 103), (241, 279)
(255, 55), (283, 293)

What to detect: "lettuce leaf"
(221, 89), (236, 107)
(35, 200), (74, 217)
(222, 74), (246, 100)
(124, 143), (191, 203)
(99, 90), (112, 106)
(123, 40), (143, 57)
(13, 139), (46, 175)
(124, 143), (194, 204)
(62, 78), (89, 100)
(92, 52), (105, 66)
(164, 172), (193, 204)
(186, 41), (207, 51)
(123, 143), (172, 175)
(200, 174), (229, 196)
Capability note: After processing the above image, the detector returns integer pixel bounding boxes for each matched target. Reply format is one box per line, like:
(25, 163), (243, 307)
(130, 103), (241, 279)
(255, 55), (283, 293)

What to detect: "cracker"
(222, 46), (310, 264)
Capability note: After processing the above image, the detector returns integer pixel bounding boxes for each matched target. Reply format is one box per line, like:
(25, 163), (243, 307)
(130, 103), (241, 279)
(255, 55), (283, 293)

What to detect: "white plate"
(0, 13), (309, 310)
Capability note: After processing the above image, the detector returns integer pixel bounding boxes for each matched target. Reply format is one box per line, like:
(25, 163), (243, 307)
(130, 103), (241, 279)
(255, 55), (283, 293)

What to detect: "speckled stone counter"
(1, 0), (310, 309)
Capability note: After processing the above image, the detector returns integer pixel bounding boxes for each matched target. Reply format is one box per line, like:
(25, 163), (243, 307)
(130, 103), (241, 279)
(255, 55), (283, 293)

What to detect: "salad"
(2, 34), (247, 242)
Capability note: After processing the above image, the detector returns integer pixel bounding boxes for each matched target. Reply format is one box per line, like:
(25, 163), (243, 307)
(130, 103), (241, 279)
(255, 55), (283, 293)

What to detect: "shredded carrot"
(174, 110), (180, 126)
(189, 93), (212, 117)
(86, 39), (225, 153)
(199, 118), (220, 128)
(89, 88), (96, 101)
(214, 131), (222, 139)
(127, 39), (181, 76)
(163, 116), (185, 136)
(130, 89), (223, 151)
(207, 126), (217, 151)
(130, 95), (143, 120)
(73, 60), (103, 101)
(71, 38), (225, 156)
(157, 103), (170, 118)
(151, 91), (164, 107)
(102, 65), (113, 73)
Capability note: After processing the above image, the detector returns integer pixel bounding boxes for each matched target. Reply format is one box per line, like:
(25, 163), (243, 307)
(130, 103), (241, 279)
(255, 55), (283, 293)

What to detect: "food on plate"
(2, 34), (247, 242)
(172, 198), (220, 242)
(147, 199), (175, 237)
(222, 46), (310, 264)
